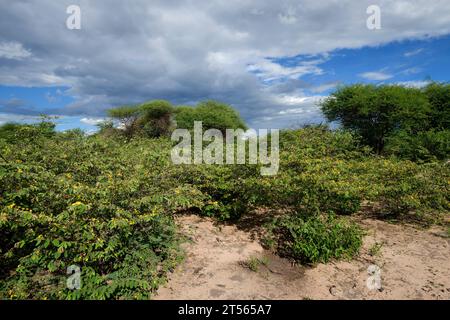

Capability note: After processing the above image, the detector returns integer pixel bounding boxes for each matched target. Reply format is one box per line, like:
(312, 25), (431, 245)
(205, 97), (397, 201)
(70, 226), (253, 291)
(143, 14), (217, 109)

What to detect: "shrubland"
(0, 85), (448, 299)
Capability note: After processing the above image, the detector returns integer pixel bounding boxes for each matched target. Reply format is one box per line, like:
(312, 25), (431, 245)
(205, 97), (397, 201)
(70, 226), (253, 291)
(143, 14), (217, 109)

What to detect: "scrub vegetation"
(0, 83), (448, 299)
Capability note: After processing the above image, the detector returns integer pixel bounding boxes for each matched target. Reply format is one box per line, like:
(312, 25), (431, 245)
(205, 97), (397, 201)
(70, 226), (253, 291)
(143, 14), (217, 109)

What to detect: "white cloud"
(275, 95), (324, 107)
(0, 42), (32, 60)
(278, 7), (298, 25)
(247, 58), (325, 82)
(395, 80), (431, 88)
(0, 113), (40, 125)
(85, 129), (98, 136)
(359, 71), (393, 81)
(404, 48), (424, 57)
(400, 67), (422, 75)
(310, 82), (340, 93)
(80, 117), (107, 126)
(0, 1), (449, 128)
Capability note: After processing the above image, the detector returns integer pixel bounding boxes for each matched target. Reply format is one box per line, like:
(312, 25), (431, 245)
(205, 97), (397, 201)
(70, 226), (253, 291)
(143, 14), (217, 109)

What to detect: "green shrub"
(0, 135), (203, 299)
(0, 120), (448, 299)
(0, 120), (55, 144)
(385, 129), (450, 161)
(265, 213), (363, 264)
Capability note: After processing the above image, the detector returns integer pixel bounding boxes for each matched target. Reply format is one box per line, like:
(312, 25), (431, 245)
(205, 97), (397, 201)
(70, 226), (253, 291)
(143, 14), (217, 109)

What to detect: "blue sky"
(269, 35), (450, 96)
(0, 86), (73, 115)
(1, 1), (449, 131)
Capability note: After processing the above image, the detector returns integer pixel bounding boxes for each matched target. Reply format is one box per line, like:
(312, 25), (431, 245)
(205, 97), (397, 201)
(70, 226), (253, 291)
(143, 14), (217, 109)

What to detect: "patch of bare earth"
(155, 214), (450, 300)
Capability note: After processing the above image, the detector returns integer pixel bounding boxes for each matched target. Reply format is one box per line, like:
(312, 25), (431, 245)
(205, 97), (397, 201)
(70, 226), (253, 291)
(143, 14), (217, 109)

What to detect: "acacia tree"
(175, 100), (247, 133)
(138, 100), (175, 137)
(107, 105), (140, 138)
(107, 99), (248, 139)
(320, 84), (431, 154)
(107, 100), (175, 138)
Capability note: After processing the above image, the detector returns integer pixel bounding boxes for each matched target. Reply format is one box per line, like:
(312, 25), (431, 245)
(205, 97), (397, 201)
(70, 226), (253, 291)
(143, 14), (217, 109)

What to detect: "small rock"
(329, 285), (338, 296)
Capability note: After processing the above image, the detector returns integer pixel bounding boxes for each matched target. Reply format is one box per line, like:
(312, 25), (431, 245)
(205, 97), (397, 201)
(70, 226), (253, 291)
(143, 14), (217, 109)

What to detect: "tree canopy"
(175, 100), (247, 133)
(107, 99), (247, 138)
(320, 83), (449, 160)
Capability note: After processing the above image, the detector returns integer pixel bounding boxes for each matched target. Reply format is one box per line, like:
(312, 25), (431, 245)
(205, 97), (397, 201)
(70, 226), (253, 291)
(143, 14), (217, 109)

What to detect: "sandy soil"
(155, 214), (450, 300)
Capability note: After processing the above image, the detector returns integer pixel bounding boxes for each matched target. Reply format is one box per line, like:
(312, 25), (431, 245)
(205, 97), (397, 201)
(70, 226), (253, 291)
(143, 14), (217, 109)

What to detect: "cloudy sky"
(0, 0), (449, 131)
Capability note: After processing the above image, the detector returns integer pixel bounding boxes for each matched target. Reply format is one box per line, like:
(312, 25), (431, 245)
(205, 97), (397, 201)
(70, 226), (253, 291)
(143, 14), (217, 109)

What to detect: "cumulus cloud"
(0, 42), (32, 60)
(248, 57), (325, 82)
(0, 0), (449, 127)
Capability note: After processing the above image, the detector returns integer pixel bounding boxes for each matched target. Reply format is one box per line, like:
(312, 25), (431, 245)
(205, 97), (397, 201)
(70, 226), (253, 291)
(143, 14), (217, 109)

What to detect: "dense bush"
(0, 132), (205, 299)
(0, 120), (55, 144)
(244, 127), (449, 221)
(385, 129), (450, 162)
(0, 120), (448, 299)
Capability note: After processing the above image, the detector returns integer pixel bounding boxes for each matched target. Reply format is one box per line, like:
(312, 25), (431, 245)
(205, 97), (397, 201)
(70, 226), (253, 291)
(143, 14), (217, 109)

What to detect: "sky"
(0, 0), (449, 132)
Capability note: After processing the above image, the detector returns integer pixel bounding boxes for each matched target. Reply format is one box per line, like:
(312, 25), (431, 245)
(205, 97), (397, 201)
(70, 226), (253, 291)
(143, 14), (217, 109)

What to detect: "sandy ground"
(155, 214), (450, 300)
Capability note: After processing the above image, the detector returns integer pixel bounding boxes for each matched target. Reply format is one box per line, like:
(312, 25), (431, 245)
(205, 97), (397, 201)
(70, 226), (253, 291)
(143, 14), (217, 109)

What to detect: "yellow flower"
(71, 201), (83, 206)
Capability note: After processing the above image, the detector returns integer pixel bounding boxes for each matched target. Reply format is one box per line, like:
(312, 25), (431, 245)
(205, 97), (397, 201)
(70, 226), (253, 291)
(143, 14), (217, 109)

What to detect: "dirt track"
(155, 214), (450, 300)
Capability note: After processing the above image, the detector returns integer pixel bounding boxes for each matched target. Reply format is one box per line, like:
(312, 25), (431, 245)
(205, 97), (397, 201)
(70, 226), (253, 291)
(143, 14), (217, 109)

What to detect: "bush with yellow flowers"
(0, 123), (448, 299)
